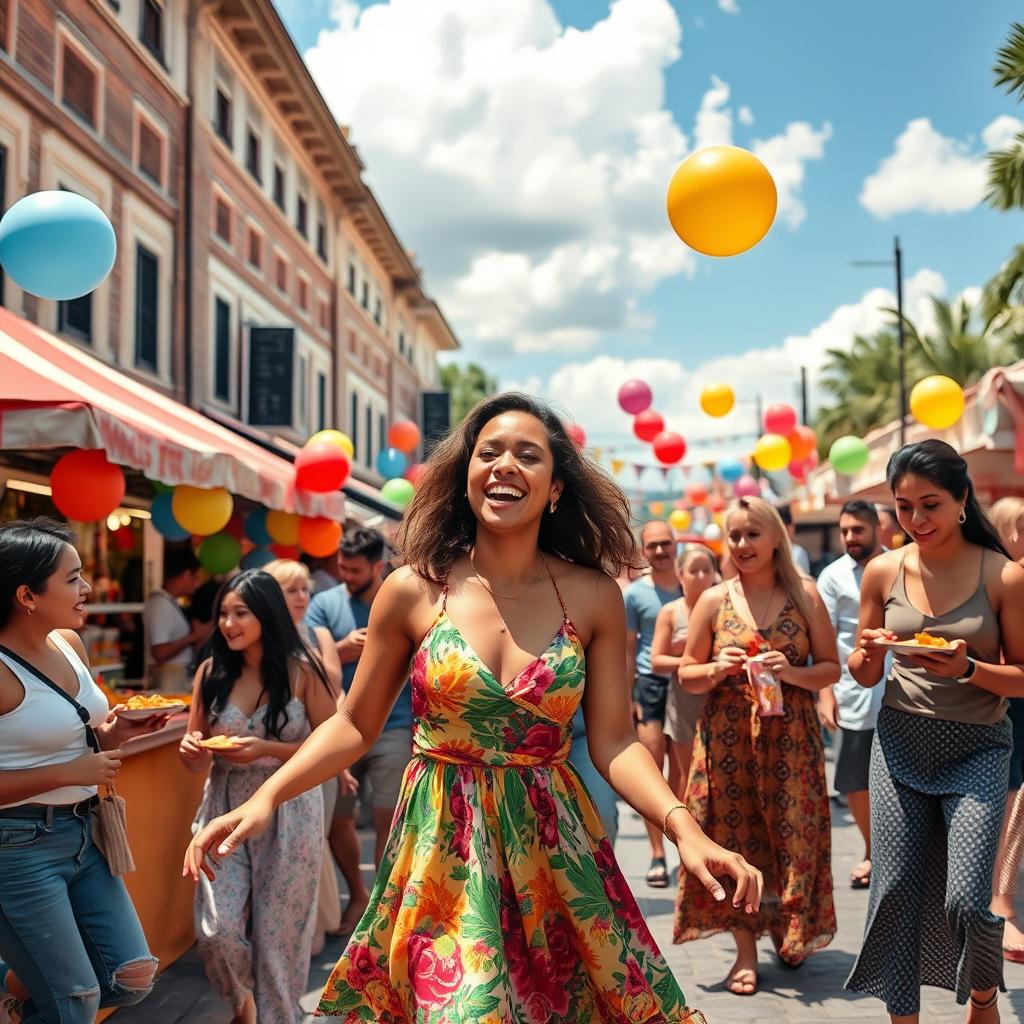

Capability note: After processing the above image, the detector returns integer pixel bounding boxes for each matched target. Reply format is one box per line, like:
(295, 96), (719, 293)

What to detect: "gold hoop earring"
(958, 507), (967, 525)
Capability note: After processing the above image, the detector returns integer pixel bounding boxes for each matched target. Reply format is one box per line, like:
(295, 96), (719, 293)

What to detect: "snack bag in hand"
(747, 652), (785, 718)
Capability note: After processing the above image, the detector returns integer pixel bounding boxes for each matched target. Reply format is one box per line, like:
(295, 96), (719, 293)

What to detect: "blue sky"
(273, 0), (1024, 465)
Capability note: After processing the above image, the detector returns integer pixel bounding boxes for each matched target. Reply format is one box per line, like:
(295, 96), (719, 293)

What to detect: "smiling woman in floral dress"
(184, 392), (763, 1024)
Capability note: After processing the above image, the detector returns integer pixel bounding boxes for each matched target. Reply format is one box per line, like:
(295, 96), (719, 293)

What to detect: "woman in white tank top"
(0, 518), (164, 1024)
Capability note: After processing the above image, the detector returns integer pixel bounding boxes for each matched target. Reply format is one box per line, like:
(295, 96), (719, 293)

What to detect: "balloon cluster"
(618, 379), (686, 467)
(377, 420), (422, 510)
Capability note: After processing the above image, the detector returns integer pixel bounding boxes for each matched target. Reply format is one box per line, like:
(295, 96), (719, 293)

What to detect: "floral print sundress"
(317, 564), (705, 1023)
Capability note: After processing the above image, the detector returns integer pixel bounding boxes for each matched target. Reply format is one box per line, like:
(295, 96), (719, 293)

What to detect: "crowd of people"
(0, 394), (1022, 1024)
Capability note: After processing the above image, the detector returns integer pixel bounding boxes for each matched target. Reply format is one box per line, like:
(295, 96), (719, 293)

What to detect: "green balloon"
(198, 532), (242, 574)
(829, 435), (870, 476)
(381, 477), (415, 510)
(151, 480), (173, 494)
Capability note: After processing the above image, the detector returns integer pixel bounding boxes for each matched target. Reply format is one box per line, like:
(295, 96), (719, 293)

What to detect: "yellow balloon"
(171, 486), (233, 537)
(910, 375), (965, 430)
(700, 382), (735, 418)
(669, 508), (692, 532)
(753, 433), (792, 473)
(266, 509), (300, 545)
(667, 146), (778, 257)
(306, 429), (355, 459)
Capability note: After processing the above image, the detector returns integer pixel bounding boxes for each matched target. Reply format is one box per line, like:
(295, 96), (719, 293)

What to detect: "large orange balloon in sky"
(666, 146), (777, 257)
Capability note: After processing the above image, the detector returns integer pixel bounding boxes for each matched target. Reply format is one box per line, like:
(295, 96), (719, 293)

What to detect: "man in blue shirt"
(307, 527), (412, 935)
(816, 500), (885, 890)
(624, 520), (682, 887)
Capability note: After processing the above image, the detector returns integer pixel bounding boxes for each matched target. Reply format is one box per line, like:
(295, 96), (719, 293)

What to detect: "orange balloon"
(787, 425), (817, 463)
(298, 516), (342, 557)
(388, 420), (421, 453)
(666, 146), (777, 257)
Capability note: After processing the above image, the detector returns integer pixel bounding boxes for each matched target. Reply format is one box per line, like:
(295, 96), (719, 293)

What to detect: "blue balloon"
(244, 508), (273, 546)
(240, 547), (275, 570)
(376, 446), (408, 479)
(0, 191), (116, 300)
(717, 458), (745, 484)
(151, 493), (190, 541)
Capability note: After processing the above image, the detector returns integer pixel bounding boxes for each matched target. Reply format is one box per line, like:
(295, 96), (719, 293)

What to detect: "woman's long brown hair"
(397, 392), (637, 584)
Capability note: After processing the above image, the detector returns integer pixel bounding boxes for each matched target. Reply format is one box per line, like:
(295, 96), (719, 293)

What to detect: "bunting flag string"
(610, 458), (626, 477)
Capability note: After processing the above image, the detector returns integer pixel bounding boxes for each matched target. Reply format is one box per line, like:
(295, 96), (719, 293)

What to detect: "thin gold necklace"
(742, 581), (778, 630)
(470, 556), (545, 633)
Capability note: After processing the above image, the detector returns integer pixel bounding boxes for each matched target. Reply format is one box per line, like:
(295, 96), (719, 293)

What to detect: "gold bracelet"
(661, 802), (688, 842)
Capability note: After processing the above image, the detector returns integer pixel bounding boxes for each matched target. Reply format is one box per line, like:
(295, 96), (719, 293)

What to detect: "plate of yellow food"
(116, 693), (188, 720)
(873, 632), (958, 654)
(199, 735), (243, 751)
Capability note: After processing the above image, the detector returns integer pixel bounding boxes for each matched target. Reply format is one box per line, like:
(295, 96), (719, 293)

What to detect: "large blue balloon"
(0, 191), (116, 300)
(717, 458), (745, 484)
(244, 508), (273, 546)
(151, 493), (190, 541)
(240, 547), (275, 570)
(376, 447), (408, 479)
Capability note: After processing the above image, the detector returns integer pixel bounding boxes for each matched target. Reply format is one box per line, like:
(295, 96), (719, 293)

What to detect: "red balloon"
(51, 449), (126, 522)
(617, 379), (653, 415)
(566, 423), (586, 448)
(223, 510), (246, 541)
(112, 525), (135, 552)
(404, 462), (425, 485)
(788, 458), (807, 481)
(295, 442), (351, 493)
(298, 516), (342, 557)
(686, 483), (709, 506)
(652, 430), (686, 465)
(764, 403), (798, 437)
(388, 420), (421, 453)
(787, 424), (817, 462)
(270, 543), (301, 560)
(633, 410), (665, 442)
(708, 493), (727, 513)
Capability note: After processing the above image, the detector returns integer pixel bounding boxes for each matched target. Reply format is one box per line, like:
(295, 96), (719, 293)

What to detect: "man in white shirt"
(816, 500), (886, 890)
(142, 548), (209, 690)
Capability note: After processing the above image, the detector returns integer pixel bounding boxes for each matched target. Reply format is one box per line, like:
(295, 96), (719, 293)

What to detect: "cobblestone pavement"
(120, 786), (1024, 1023)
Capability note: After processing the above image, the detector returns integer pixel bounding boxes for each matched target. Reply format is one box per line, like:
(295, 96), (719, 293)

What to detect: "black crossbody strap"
(0, 643), (100, 753)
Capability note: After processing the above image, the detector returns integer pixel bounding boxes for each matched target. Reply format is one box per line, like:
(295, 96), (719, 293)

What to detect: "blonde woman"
(650, 545), (718, 798)
(674, 497), (839, 995)
(989, 496), (1024, 963)
(263, 559), (352, 954)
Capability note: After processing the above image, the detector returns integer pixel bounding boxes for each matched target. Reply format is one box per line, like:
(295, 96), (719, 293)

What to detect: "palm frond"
(994, 22), (1024, 100)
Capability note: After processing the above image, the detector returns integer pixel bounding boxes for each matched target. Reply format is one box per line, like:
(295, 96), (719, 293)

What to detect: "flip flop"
(646, 857), (669, 888)
(1003, 943), (1024, 963)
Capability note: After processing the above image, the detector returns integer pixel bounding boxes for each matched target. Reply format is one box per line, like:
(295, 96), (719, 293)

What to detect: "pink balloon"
(734, 474), (760, 498)
(617, 379), (652, 415)
(764, 403), (798, 437)
(788, 458), (806, 481)
(566, 423), (586, 448)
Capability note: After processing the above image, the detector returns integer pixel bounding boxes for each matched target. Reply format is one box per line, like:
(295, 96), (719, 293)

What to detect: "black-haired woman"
(0, 518), (163, 1024)
(184, 393), (762, 1023)
(178, 570), (338, 1024)
(846, 440), (1024, 1023)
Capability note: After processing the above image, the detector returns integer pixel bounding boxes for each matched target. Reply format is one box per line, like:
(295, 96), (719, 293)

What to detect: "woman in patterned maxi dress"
(674, 497), (839, 996)
(185, 392), (764, 1024)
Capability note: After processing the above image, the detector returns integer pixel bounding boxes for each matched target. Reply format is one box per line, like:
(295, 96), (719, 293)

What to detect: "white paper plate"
(117, 702), (186, 720)
(873, 639), (957, 654)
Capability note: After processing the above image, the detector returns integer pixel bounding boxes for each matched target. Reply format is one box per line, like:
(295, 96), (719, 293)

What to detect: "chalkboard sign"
(421, 390), (451, 456)
(247, 326), (294, 427)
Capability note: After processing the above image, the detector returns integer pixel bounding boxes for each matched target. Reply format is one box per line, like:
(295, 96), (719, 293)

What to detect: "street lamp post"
(852, 236), (907, 446)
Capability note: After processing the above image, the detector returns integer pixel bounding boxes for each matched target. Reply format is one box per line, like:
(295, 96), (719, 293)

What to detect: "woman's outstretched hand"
(677, 833), (764, 914)
(183, 796), (274, 881)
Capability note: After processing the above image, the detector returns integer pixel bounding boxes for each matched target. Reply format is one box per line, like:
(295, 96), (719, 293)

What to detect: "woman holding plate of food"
(846, 440), (1024, 1023)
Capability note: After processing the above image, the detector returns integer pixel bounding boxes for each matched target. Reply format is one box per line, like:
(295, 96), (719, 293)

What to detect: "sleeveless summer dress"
(673, 582), (836, 962)
(317, 566), (706, 1023)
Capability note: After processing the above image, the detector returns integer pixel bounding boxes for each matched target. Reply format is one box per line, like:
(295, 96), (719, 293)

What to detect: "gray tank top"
(883, 550), (1007, 725)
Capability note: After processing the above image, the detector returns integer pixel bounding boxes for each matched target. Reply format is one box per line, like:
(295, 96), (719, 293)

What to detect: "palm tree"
(815, 330), (906, 452)
(987, 22), (1024, 211)
(897, 295), (1019, 384)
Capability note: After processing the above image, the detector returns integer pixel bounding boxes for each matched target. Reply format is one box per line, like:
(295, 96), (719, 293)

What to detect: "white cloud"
(302, 1), (828, 354)
(753, 121), (832, 229)
(718, 0), (740, 13)
(860, 115), (1024, 218)
(738, 105), (754, 126)
(505, 268), (947, 473)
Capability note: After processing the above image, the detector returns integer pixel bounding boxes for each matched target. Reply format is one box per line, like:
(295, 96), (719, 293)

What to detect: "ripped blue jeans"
(0, 804), (157, 1024)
